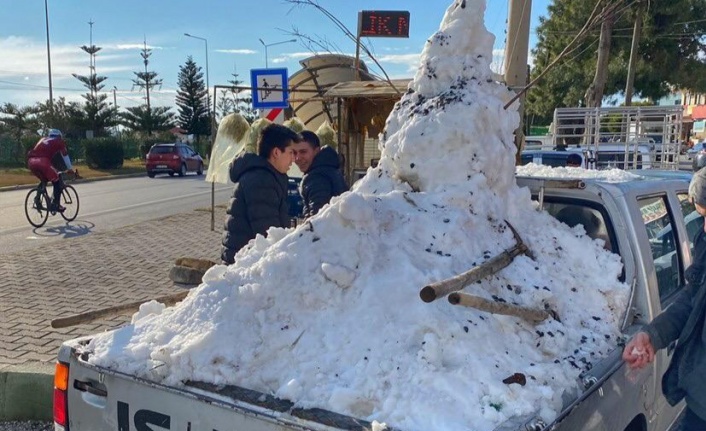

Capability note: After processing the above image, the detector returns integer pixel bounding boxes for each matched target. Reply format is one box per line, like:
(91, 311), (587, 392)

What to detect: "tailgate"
(61, 340), (376, 431)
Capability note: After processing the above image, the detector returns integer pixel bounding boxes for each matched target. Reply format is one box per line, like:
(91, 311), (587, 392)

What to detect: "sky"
(86, 3), (633, 431)
(0, 0), (550, 110)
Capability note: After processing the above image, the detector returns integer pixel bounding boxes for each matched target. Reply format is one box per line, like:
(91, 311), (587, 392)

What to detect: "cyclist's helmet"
(47, 129), (62, 138)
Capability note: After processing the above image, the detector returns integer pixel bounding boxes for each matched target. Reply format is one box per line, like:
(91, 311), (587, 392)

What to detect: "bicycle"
(24, 170), (81, 228)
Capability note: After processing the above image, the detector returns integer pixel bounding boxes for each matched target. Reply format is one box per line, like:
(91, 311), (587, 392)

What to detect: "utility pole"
(113, 86), (118, 109)
(624, 1), (644, 106)
(585, 5), (614, 108)
(44, 0), (54, 119)
(504, 0), (532, 157)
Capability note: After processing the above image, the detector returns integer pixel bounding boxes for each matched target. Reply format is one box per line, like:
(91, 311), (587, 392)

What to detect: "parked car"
(688, 142), (706, 171)
(146, 143), (204, 178)
(520, 150), (585, 167)
(288, 177), (303, 218)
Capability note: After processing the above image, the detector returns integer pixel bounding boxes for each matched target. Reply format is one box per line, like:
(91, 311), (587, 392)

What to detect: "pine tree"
(216, 68), (257, 123)
(121, 40), (173, 135)
(71, 22), (116, 137)
(175, 56), (210, 141)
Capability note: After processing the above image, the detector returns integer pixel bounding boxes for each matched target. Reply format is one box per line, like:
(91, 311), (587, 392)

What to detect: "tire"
(59, 185), (80, 222)
(178, 163), (186, 177)
(168, 172), (175, 177)
(197, 162), (203, 176)
(24, 187), (50, 228)
(148, 171), (156, 178)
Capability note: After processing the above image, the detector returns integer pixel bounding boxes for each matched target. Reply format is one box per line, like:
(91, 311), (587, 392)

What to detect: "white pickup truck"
(54, 171), (695, 431)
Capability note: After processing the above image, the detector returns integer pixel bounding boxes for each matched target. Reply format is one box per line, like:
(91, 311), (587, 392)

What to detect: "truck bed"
(62, 338), (385, 431)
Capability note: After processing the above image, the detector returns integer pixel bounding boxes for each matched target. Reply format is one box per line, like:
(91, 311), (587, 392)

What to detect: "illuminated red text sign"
(359, 11), (410, 38)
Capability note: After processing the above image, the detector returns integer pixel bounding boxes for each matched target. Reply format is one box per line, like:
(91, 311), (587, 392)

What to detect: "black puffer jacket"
(221, 153), (289, 264)
(301, 146), (348, 217)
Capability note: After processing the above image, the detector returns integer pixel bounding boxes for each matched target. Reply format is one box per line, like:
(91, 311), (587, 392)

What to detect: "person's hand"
(622, 332), (655, 370)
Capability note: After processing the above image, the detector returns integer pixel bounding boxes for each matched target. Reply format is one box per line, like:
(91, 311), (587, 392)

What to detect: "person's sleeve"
(643, 287), (694, 350)
(303, 173), (333, 217)
(242, 177), (283, 236)
(60, 140), (72, 169)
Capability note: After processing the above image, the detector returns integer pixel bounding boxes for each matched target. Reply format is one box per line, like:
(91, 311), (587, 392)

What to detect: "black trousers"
(679, 407), (706, 431)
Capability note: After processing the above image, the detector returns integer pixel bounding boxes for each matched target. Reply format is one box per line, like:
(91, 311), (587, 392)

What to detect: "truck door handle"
(667, 341), (677, 356)
(74, 380), (108, 397)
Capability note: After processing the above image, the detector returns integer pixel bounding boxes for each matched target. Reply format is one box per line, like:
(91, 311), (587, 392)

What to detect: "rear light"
(53, 362), (69, 429)
(53, 388), (67, 427)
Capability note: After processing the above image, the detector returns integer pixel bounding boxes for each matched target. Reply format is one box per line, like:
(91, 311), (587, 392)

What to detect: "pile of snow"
(517, 163), (641, 182)
(88, 1), (630, 430)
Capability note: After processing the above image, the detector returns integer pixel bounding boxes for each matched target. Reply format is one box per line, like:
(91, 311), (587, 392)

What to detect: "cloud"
(271, 51), (318, 64)
(215, 49), (257, 55)
(110, 43), (165, 51)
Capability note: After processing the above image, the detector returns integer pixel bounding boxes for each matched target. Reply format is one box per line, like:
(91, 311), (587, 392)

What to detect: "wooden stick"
(419, 221), (530, 303)
(448, 292), (551, 323)
(51, 291), (190, 329)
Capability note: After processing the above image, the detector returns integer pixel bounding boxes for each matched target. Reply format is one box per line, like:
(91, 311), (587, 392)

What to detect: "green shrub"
(84, 138), (124, 169)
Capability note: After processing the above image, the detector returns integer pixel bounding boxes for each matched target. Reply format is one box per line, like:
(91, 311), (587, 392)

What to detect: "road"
(0, 174), (233, 254)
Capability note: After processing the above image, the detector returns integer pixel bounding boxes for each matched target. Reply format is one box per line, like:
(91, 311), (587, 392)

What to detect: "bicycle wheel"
(24, 187), (50, 228)
(59, 185), (80, 222)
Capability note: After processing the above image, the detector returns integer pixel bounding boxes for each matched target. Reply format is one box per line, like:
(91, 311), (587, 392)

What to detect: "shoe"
(50, 202), (66, 213)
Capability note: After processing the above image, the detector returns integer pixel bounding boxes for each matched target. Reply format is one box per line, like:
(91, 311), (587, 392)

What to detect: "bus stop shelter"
(323, 79), (411, 184)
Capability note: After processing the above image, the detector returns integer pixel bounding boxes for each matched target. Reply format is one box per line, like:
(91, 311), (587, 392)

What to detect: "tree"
(216, 69), (257, 123)
(526, 0), (706, 123)
(0, 103), (39, 162)
(130, 40), (164, 136)
(71, 28), (117, 137)
(120, 105), (174, 134)
(175, 56), (210, 141)
(34, 97), (85, 139)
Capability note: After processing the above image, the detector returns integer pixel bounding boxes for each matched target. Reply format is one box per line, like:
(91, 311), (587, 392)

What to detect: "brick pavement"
(0, 209), (223, 370)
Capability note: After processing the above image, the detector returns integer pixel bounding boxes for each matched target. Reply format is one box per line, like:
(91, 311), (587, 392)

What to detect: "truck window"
(545, 201), (616, 254)
(637, 196), (682, 301)
(677, 192), (702, 258)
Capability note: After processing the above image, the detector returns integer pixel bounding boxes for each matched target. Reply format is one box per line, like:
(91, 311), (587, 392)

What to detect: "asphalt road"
(0, 174), (233, 254)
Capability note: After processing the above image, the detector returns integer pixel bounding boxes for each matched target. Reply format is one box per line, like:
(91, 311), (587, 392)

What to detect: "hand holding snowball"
(622, 332), (655, 369)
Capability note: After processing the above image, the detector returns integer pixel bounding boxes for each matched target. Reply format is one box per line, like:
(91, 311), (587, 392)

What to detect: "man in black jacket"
(293, 130), (348, 218)
(221, 123), (299, 264)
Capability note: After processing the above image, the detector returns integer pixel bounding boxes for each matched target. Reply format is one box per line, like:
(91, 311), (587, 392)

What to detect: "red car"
(146, 143), (204, 178)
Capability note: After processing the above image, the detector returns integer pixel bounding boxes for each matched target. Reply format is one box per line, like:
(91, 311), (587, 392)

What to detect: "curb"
(0, 172), (146, 193)
(0, 362), (53, 421)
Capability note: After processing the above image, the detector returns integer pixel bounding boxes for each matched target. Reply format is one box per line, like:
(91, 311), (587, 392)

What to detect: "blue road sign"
(251, 68), (289, 109)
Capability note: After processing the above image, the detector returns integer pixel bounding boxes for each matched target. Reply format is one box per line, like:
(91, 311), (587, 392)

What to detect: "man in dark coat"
(293, 130), (348, 218)
(623, 167), (706, 430)
(221, 123), (299, 264)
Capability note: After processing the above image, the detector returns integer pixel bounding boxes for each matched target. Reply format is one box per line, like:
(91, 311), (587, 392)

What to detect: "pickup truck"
(54, 171), (695, 431)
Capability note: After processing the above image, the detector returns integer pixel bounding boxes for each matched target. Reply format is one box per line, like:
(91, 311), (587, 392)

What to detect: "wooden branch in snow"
(51, 291), (190, 329)
(419, 221), (530, 303)
(447, 292), (552, 324)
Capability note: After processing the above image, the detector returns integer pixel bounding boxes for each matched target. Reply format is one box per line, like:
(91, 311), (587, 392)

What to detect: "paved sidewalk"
(0, 208), (222, 369)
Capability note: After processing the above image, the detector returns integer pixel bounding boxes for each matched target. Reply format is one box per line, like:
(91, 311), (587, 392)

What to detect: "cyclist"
(27, 129), (74, 212)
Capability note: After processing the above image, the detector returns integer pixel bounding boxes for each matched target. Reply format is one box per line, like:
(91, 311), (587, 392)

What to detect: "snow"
(517, 163), (641, 182)
(87, 1), (631, 430)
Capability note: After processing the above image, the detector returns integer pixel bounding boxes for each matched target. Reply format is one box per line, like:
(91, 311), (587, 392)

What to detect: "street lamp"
(258, 38), (296, 68)
(184, 32), (216, 231)
(44, 0), (54, 118)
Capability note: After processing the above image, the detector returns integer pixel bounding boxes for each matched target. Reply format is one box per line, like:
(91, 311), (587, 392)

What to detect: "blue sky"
(0, 0), (550, 109)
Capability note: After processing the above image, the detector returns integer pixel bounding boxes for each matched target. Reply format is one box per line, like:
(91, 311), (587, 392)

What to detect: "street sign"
(359, 11), (410, 38)
(250, 68), (289, 109)
(260, 108), (285, 124)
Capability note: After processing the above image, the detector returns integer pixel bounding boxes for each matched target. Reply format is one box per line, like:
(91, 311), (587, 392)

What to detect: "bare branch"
(284, 0), (401, 94)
